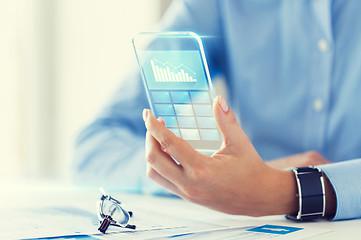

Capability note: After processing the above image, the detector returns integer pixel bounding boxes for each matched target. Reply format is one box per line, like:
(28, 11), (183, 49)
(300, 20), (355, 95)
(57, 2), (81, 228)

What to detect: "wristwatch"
(286, 166), (326, 221)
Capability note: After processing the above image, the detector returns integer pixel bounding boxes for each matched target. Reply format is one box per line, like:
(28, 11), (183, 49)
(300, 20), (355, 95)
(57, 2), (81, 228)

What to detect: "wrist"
(258, 166), (336, 218)
(260, 167), (298, 216)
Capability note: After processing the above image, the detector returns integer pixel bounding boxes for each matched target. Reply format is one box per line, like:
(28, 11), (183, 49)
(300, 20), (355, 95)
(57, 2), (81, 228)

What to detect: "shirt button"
(313, 99), (324, 112)
(318, 39), (328, 52)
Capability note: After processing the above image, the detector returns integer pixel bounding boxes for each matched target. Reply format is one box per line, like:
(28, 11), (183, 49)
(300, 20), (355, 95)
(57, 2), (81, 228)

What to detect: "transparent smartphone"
(133, 32), (222, 155)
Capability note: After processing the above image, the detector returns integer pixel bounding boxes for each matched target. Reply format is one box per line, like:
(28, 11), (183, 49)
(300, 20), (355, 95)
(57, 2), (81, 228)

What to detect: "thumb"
(213, 96), (247, 149)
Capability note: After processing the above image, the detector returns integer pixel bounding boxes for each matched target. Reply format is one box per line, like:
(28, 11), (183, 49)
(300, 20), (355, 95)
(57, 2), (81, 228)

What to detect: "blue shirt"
(73, 0), (361, 220)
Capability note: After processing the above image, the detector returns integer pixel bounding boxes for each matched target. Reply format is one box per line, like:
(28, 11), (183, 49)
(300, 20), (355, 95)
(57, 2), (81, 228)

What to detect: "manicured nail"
(142, 109), (149, 121)
(218, 96), (229, 113)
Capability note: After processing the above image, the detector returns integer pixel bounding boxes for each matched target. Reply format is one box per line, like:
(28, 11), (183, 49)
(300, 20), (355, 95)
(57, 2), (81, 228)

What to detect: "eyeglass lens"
(100, 199), (130, 225)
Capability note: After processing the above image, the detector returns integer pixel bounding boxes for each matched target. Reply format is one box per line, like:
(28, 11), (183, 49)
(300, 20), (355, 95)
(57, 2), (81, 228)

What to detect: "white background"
(0, 0), (171, 181)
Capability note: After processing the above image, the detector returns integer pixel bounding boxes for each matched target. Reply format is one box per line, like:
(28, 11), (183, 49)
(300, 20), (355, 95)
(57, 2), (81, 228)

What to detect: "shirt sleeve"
(72, 0), (224, 194)
(318, 159), (361, 220)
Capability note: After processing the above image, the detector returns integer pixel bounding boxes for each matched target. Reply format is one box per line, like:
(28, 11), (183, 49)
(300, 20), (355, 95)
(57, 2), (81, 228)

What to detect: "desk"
(1, 179), (360, 239)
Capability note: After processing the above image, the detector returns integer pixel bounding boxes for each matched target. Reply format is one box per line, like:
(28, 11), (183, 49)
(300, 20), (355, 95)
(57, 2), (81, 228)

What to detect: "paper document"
(0, 205), (200, 239)
(0, 184), (331, 240)
(146, 224), (330, 240)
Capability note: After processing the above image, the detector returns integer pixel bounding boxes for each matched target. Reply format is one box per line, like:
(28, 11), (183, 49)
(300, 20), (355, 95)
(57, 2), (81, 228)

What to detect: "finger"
(157, 117), (168, 153)
(145, 127), (184, 185)
(146, 163), (184, 196)
(158, 117), (166, 126)
(213, 96), (248, 149)
(143, 109), (201, 167)
(146, 164), (199, 204)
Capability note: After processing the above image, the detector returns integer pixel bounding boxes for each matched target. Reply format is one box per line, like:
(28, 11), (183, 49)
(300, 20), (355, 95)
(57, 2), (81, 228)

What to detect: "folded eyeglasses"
(97, 188), (136, 233)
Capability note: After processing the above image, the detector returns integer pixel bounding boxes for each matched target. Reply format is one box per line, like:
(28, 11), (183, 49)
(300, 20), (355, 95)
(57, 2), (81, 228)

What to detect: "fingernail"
(142, 109), (149, 121)
(218, 96), (229, 113)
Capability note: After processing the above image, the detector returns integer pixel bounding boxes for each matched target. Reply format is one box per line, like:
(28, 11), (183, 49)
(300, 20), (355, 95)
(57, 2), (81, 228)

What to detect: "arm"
(72, 0), (225, 193)
(265, 149), (360, 220)
(143, 96), (361, 219)
(266, 151), (331, 170)
(318, 160), (361, 220)
(72, 70), (153, 192)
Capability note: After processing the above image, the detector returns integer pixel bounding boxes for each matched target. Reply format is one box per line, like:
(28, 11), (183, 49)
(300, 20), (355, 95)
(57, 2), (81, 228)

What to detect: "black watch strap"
(286, 167), (325, 221)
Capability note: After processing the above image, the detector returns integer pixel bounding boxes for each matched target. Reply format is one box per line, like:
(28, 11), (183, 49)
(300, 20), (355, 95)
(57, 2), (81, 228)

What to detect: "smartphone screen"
(133, 32), (222, 154)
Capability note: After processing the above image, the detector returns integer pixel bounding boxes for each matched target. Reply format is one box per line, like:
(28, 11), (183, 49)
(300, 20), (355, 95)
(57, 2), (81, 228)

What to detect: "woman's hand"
(143, 96), (298, 217)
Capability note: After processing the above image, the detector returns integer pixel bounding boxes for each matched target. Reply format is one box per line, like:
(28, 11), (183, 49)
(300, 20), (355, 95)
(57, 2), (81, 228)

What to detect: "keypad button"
(193, 104), (212, 116)
(155, 104), (174, 115)
(169, 128), (181, 137)
(177, 117), (197, 128)
(196, 117), (216, 128)
(180, 129), (200, 140)
(199, 129), (220, 141)
(161, 116), (178, 128)
(190, 91), (211, 103)
(171, 91), (191, 103)
(174, 104), (193, 116)
(151, 91), (172, 103)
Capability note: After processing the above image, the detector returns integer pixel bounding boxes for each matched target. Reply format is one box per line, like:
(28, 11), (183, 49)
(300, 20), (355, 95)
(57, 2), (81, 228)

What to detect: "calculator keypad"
(151, 90), (220, 141)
